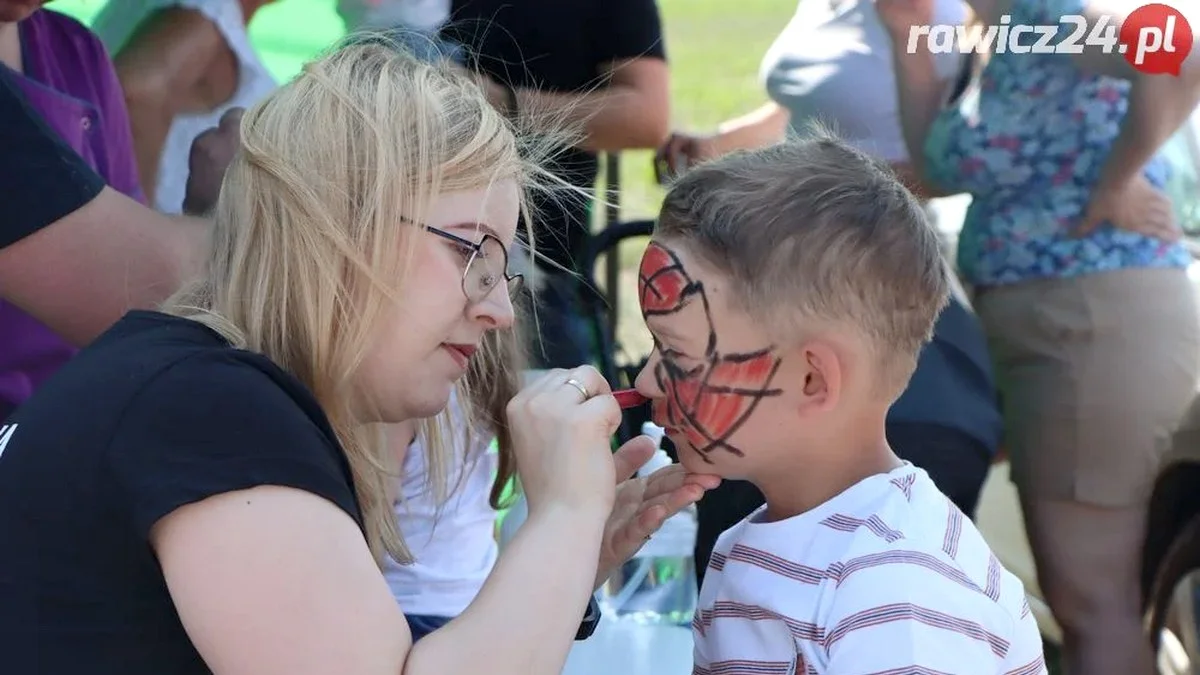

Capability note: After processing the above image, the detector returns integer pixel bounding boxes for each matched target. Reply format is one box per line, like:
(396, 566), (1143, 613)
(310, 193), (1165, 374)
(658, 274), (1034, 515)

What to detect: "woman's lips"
(442, 344), (476, 369)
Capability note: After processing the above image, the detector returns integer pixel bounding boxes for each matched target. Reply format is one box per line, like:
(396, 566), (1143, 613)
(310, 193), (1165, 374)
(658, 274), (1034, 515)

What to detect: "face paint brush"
(613, 388), (649, 409)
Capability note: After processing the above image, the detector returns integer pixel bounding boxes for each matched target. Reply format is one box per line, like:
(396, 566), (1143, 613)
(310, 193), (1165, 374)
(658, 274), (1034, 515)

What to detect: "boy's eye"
(656, 341), (702, 376)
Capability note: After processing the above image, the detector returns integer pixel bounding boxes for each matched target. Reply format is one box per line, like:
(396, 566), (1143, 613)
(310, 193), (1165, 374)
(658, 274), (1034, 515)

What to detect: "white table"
(562, 618), (693, 675)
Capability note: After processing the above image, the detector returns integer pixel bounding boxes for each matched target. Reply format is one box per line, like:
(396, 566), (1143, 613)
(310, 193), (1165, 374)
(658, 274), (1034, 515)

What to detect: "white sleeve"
(929, 0), (971, 81)
(822, 559), (1013, 673)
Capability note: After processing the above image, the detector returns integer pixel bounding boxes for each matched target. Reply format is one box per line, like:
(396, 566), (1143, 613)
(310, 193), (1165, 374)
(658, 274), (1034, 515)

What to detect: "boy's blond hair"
(656, 127), (950, 394)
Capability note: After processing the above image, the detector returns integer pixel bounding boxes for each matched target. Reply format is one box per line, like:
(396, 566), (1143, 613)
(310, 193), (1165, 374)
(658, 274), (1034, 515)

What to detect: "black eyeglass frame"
(412, 220), (524, 303)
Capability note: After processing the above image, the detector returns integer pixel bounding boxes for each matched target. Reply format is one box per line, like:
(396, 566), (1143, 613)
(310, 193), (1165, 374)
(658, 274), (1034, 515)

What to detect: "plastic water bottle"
(599, 422), (699, 626)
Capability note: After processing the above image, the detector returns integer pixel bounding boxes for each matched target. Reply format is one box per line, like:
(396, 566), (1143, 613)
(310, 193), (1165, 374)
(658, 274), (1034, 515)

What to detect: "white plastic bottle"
(599, 422), (699, 626)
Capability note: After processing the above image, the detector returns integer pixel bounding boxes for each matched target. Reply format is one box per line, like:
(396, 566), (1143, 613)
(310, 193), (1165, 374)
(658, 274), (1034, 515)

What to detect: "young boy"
(633, 133), (1047, 674)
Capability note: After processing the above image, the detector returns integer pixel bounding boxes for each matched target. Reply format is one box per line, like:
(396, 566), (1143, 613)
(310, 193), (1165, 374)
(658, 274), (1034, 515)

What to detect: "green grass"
(611, 0), (793, 223)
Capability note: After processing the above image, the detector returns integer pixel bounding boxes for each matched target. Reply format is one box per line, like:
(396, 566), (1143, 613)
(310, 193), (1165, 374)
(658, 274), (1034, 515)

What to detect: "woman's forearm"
(711, 102), (790, 155)
(889, 46), (946, 185)
(403, 505), (606, 675)
(1095, 73), (1200, 192)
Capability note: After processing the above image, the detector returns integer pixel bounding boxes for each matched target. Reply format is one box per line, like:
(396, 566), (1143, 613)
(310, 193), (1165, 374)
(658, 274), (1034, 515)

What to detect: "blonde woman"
(0, 41), (718, 674)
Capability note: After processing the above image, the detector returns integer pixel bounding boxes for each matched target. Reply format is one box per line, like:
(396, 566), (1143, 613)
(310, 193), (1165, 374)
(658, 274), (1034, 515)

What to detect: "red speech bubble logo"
(1119, 3), (1193, 76)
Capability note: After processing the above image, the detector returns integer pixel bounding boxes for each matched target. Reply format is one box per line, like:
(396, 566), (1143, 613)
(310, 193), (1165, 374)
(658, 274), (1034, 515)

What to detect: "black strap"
(946, 51), (978, 107)
(574, 594), (601, 640)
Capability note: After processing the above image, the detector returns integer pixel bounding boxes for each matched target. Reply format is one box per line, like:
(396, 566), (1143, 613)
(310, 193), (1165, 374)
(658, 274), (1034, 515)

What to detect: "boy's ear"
(797, 341), (841, 415)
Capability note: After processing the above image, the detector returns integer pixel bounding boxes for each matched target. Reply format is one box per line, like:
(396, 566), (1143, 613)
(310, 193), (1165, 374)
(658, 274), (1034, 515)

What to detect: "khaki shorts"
(975, 267), (1200, 507)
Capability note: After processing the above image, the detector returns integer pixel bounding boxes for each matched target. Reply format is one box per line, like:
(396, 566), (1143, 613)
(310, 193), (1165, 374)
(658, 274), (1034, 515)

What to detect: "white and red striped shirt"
(693, 464), (1046, 675)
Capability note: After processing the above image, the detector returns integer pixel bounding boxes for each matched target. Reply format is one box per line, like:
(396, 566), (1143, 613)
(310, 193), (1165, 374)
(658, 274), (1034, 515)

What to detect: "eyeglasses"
(422, 225), (524, 303)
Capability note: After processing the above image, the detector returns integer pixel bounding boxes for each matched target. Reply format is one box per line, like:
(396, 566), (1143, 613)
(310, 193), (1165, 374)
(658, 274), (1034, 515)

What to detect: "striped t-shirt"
(693, 464), (1047, 674)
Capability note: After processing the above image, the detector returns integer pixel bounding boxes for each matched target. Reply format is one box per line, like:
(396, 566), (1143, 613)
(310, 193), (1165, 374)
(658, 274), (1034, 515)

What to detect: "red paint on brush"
(613, 388), (649, 409)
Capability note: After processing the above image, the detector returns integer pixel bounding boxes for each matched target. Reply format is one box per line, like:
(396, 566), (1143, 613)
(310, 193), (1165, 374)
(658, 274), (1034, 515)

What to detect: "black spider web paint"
(638, 244), (783, 461)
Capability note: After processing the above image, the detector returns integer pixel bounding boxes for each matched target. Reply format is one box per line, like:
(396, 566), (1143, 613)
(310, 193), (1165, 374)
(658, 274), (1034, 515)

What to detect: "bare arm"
(406, 505), (605, 673)
(888, 43), (956, 196)
(1068, 1), (1200, 192)
(156, 486), (606, 675)
(511, 57), (670, 152)
(879, 0), (981, 198)
(112, 6), (240, 206)
(0, 187), (208, 346)
(154, 487), (411, 675)
(709, 102), (791, 155)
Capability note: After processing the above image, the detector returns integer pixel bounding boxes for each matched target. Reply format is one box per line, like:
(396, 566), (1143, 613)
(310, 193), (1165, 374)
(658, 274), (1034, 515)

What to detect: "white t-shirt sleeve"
(930, 0), (971, 81)
(821, 557), (1014, 672)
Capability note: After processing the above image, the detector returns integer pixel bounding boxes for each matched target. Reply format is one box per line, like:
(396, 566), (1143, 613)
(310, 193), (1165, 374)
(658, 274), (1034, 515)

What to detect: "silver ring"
(564, 378), (590, 401)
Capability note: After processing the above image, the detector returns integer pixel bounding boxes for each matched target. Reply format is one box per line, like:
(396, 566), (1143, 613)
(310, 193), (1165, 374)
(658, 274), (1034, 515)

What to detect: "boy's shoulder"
(712, 465), (971, 570)
(697, 466), (1045, 673)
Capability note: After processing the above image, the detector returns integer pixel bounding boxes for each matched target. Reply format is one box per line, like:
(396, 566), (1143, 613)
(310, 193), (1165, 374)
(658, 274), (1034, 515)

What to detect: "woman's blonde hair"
(163, 37), (557, 565)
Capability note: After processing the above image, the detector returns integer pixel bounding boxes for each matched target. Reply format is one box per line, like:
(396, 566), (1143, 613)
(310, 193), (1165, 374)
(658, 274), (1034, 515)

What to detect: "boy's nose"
(634, 350), (663, 398)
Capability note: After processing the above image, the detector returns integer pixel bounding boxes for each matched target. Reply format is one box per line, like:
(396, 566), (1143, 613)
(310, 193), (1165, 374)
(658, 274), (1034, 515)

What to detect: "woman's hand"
(1076, 174), (1182, 242)
(506, 367), (620, 519)
(655, 131), (718, 182)
(874, 0), (937, 38)
(593, 438), (721, 589)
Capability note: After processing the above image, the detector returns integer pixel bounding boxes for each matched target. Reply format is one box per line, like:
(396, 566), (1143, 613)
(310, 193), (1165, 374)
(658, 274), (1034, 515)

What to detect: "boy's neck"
(751, 416), (903, 522)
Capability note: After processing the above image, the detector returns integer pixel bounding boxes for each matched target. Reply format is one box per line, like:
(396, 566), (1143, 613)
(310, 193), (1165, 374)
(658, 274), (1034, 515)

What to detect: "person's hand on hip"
(1076, 174), (1182, 242)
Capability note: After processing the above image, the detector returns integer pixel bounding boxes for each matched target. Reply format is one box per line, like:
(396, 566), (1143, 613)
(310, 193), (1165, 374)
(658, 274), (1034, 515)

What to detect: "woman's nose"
(470, 286), (516, 330)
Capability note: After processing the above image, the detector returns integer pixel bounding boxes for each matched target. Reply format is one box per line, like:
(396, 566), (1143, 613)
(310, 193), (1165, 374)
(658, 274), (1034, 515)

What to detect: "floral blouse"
(924, 0), (1192, 286)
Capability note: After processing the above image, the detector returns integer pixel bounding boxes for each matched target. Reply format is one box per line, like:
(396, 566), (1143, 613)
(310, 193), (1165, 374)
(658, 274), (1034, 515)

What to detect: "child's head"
(634, 131), (949, 480)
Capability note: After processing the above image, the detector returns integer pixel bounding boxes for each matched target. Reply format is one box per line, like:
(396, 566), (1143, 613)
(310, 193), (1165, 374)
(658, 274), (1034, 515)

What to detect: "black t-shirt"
(0, 71), (105, 250)
(442, 0), (666, 272)
(0, 311), (362, 674)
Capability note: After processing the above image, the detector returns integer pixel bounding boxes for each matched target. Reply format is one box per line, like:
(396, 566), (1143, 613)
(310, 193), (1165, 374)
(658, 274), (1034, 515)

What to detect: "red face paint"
(637, 242), (783, 461)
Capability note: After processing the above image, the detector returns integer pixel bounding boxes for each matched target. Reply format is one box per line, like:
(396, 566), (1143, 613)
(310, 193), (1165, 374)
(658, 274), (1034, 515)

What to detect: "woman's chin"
(408, 387), (455, 420)
(363, 389), (453, 425)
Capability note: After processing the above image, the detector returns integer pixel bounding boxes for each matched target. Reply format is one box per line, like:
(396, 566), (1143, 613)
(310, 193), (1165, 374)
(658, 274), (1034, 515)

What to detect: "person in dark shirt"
(0, 40), (717, 675)
(0, 72), (223, 347)
(443, 0), (669, 368)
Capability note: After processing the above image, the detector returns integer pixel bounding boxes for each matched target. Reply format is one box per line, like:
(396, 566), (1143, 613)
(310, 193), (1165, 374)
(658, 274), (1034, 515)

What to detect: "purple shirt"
(0, 9), (143, 419)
